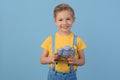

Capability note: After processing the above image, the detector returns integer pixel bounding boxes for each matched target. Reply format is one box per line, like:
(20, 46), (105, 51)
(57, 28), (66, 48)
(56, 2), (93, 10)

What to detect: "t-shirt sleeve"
(41, 36), (52, 51)
(77, 36), (87, 51)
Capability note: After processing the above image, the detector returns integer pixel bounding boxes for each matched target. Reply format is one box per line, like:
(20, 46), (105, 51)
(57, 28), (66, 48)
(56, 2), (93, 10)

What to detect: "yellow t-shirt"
(41, 32), (86, 72)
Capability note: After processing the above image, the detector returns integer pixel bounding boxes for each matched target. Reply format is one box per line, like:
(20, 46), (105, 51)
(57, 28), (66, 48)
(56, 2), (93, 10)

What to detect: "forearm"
(75, 50), (85, 66)
(40, 57), (52, 64)
(74, 58), (85, 66)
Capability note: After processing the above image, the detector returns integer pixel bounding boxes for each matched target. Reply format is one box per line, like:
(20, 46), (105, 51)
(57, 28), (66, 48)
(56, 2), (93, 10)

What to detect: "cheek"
(55, 21), (59, 26)
(69, 22), (74, 25)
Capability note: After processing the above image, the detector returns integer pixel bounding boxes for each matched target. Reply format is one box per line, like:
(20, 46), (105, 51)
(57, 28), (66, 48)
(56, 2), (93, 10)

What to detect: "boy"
(40, 3), (86, 80)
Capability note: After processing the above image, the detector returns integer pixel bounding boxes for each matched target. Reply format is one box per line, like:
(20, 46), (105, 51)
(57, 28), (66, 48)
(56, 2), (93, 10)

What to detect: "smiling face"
(54, 10), (75, 33)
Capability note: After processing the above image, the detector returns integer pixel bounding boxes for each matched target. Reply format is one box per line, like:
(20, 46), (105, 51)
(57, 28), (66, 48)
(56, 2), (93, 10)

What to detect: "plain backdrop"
(0, 0), (120, 80)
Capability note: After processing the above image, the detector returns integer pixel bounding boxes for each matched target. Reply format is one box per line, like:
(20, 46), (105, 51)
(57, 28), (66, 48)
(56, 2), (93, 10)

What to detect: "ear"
(73, 17), (76, 22)
(54, 18), (57, 25)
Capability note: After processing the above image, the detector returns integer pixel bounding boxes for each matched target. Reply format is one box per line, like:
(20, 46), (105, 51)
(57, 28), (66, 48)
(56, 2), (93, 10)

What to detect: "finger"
(67, 58), (73, 61)
(51, 59), (55, 63)
(52, 58), (57, 63)
(54, 52), (58, 55)
(54, 54), (58, 57)
(68, 61), (73, 64)
(68, 59), (73, 63)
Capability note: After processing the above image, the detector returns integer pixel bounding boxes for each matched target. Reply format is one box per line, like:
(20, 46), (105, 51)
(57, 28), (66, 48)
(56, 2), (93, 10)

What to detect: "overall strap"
(52, 35), (55, 54)
(51, 34), (55, 70)
(70, 34), (77, 72)
(73, 35), (77, 47)
(72, 34), (77, 56)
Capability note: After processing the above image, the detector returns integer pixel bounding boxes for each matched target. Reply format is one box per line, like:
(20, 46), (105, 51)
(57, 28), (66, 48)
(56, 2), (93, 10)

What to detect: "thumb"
(54, 52), (58, 55)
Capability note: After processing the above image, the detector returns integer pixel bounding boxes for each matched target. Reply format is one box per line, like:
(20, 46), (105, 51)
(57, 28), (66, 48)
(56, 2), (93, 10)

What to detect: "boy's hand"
(51, 53), (58, 63)
(67, 57), (77, 65)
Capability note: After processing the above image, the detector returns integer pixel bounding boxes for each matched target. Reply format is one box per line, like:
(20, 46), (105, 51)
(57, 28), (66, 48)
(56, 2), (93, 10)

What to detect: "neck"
(57, 31), (71, 36)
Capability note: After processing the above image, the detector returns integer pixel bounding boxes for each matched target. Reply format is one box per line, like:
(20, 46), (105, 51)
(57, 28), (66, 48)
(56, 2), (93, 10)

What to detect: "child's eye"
(66, 18), (70, 20)
(59, 19), (63, 21)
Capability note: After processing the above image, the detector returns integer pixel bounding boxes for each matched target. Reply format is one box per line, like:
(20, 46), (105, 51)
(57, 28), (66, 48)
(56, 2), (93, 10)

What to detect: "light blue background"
(0, 0), (120, 80)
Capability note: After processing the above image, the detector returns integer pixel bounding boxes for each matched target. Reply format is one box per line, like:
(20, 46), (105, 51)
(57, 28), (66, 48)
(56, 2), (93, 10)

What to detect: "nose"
(63, 20), (67, 24)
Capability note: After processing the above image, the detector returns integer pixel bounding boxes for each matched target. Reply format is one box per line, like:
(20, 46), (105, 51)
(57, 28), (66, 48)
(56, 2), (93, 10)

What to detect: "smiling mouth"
(62, 26), (69, 29)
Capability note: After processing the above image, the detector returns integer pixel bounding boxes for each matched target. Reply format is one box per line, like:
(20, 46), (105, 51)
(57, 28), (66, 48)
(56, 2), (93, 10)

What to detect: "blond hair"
(54, 3), (75, 18)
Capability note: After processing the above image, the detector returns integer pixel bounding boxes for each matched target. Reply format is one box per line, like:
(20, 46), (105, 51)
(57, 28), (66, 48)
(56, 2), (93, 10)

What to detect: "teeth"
(62, 26), (68, 29)
(63, 27), (68, 29)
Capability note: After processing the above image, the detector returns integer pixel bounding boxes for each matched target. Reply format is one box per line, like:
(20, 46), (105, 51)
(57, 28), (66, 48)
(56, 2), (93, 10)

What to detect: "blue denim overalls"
(48, 34), (77, 80)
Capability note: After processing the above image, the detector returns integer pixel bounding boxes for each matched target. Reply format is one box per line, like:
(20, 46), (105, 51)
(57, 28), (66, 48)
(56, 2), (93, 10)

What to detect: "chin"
(62, 30), (70, 33)
(62, 29), (68, 31)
